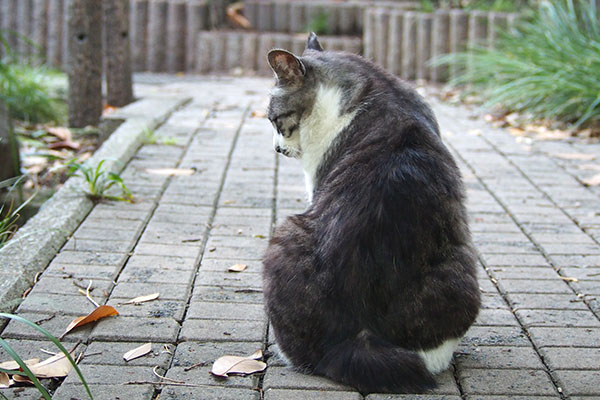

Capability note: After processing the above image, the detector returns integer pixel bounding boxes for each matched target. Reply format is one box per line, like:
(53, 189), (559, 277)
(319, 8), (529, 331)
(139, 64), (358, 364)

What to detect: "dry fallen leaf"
(28, 351), (75, 378)
(63, 305), (119, 337)
(46, 126), (71, 141)
(250, 110), (267, 118)
(560, 276), (579, 282)
(124, 292), (160, 305)
(123, 343), (152, 362)
(12, 374), (32, 384)
(582, 173), (600, 187)
(211, 349), (266, 377)
(145, 168), (195, 176)
(228, 264), (247, 272)
(48, 140), (80, 151)
(0, 372), (10, 388)
(0, 358), (40, 370)
(552, 152), (596, 161)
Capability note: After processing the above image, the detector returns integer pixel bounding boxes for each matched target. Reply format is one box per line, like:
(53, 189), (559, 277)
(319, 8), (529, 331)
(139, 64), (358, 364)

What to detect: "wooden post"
(401, 12), (417, 81)
(166, 0), (186, 72)
(16, 0), (33, 59)
(1, 0), (19, 56)
(186, 0), (208, 72)
(386, 12), (402, 75)
(431, 10), (450, 82)
(449, 10), (468, 79)
(416, 13), (432, 81)
(195, 31), (212, 74)
(32, 0), (48, 62)
(147, 0), (168, 72)
(241, 32), (258, 72)
(47, 0), (64, 67)
(103, 0), (133, 107)
(0, 100), (19, 184)
(130, 0), (149, 72)
(67, 0), (103, 127)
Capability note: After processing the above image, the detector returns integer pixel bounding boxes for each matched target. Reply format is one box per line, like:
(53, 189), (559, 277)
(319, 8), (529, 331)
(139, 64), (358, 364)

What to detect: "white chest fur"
(300, 85), (356, 203)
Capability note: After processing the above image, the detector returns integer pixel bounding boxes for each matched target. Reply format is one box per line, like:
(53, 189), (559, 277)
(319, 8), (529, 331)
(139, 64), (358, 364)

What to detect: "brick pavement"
(1, 75), (600, 399)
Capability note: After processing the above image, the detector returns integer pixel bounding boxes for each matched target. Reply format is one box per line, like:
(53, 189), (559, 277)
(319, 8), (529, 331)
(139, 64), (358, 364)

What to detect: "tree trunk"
(0, 100), (19, 183)
(103, 0), (133, 107)
(67, 0), (103, 128)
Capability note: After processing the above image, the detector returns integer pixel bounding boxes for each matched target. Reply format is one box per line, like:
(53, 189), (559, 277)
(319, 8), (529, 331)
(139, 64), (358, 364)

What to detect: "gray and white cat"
(263, 33), (480, 394)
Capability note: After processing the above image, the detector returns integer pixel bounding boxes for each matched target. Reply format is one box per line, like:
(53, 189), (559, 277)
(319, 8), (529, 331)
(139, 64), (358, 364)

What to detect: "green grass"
(141, 127), (180, 146)
(0, 313), (93, 399)
(0, 177), (35, 249)
(306, 12), (330, 35)
(67, 159), (133, 202)
(435, 0), (600, 128)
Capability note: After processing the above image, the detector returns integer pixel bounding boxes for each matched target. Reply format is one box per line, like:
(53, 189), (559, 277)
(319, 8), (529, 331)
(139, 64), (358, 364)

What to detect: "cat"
(262, 33), (480, 394)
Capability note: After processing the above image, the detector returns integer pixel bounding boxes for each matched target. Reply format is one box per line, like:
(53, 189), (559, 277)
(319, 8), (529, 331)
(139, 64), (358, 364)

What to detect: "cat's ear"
(267, 49), (306, 86)
(306, 32), (323, 52)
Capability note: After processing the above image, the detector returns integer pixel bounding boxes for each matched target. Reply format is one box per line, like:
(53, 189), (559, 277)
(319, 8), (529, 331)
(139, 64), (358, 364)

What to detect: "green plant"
(0, 313), (93, 399)
(141, 127), (180, 146)
(0, 177), (35, 248)
(306, 12), (330, 35)
(434, 0), (600, 128)
(67, 159), (133, 202)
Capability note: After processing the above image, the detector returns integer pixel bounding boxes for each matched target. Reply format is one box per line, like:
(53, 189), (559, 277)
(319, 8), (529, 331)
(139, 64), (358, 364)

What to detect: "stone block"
(459, 369), (556, 396)
(179, 319), (265, 342)
(172, 341), (263, 367)
(456, 345), (544, 369)
(90, 316), (180, 343)
(81, 341), (171, 368)
(186, 301), (266, 322)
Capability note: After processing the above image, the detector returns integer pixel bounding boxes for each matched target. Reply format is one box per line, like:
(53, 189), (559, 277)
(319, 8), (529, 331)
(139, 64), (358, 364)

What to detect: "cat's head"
(266, 33), (324, 158)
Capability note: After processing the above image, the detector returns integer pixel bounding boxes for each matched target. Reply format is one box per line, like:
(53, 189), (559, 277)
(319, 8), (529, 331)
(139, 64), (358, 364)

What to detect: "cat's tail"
(313, 330), (436, 394)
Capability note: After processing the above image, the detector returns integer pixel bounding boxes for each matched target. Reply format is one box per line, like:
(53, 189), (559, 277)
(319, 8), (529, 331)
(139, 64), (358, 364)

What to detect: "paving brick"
(558, 267), (600, 281)
(160, 386), (260, 400)
(474, 309), (519, 326)
(506, 293), (588, 310)
(1, 313), (93, 342)
(110, 282), (190, 301)
(90, 316), (180, 343)
(540, 347), (600, 370)
(516, 309), (600, 328)
(263, 366), (351, 391)
(550, 254), (600, 267)
(489, 266), (561, 280)
(179, 319), (265, 342)
(43, 262), (119, 280)
(497, 279), (572, 294)
(134, 242), (201, 258)
(203, 244), (267, 260)
(267, 389), (362, 399)
(462, 326), (530, 347)
(117, 265), (197, 285)
(27, 276), (113, 299)
(0, 338), (81, 363)
(186, 301), (265, 322)
(199, 258), (264, 273)
(456, 345), (544, 369)
(572, 280), (600, 295)
(52, 250), (128, 266)
(528, 327), (600, 347)
(192, 285), (263, 304)
(459, 369), (557, 396)
(52, 384), (155, 400)
(106, 298), (186, 320)
(195, 271), (263, 289)
(62, 238), (134, 253)
(480, 293), (510, 309)
(480, 254), (550, 267)
(63, 364), (159, 385)
(367, 396), (461, 400)
(18, 293), (99, 316)
(464, 396), (557, 400)
(126, 254), (198, 270)
(80, 341), (172, 368)
(166, 365), (258, 389)
(73, 227), (140, 242)
(554, 370), (600, 396)
(77, 217), (145, 233)
(172, 341), (263, 367)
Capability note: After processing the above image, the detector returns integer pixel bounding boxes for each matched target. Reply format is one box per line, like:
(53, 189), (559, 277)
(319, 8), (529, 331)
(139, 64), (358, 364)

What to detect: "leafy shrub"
(435, 0), (600, 128)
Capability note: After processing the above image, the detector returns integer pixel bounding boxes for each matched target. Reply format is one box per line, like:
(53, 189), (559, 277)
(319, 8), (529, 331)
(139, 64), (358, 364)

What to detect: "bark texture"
(103, 0), (133, 107)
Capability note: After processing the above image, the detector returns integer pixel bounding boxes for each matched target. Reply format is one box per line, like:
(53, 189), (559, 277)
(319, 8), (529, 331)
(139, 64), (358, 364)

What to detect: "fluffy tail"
(314, 330), (436, 394)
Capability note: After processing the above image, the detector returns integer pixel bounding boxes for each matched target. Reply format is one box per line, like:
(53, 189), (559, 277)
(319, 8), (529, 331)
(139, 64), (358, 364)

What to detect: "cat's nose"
(275, 145), (282, 153)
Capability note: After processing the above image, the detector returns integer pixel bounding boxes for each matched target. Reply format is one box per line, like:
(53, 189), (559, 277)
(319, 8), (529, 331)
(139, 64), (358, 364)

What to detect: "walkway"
(1, 75), (599, 399)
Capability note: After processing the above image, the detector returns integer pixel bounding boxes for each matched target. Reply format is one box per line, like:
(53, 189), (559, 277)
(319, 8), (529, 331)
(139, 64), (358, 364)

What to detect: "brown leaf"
(228, 264), (247, 272)
(582, 173), (600, 187)
(48, 140), (80, 151)
(145, 168), (195, 176)
(0, 358), (40, 371)
(123, 292), (160, 305)
(552, 152), (596, 161)
(46, 127), (71, 141)
(28, 351), (75, 378)
(250, 110), (267, 118)
(560, 276), (579, 282)
(0, 372), (10, 388)
(12, 374), (32, 384)
(123, 343), (152, 362)
(211, 350), (265, 377)
(63, 305), (119, 336)
(226, 2), (251, 28)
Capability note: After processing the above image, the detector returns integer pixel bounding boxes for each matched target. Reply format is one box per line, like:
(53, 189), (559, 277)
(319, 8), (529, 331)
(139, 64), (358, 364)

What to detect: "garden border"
(0, 95), (190, 315)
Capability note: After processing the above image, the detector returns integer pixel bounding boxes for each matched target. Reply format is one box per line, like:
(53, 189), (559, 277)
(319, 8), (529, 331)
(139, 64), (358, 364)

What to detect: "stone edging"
(0, 95), (190, 314)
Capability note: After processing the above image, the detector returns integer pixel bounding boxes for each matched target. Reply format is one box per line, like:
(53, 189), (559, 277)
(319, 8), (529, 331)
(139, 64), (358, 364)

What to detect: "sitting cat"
(263, 33), (480, 394)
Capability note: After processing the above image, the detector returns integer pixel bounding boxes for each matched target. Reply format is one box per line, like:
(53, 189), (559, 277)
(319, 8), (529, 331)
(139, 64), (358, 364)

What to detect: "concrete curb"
(0, 95), (190, 314)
